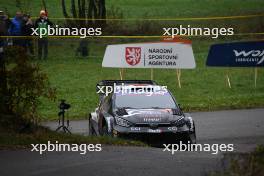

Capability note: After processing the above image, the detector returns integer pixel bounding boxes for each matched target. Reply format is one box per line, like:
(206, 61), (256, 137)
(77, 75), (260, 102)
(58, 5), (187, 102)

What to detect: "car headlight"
(173, 117), (186, 127)
(115, 117), (132, 127)
(186, 117), (194, 130)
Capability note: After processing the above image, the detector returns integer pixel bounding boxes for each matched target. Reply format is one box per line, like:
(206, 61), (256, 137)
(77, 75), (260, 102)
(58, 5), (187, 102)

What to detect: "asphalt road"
(1, 108), (264, 176)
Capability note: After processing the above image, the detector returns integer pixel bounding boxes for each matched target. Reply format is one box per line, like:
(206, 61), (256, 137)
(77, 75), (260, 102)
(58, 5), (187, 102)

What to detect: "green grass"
(2, 0), (263, 37)
(1, 0), (264, 120)
(34, 39), (264, 120)
(109, 0), (264, 18)
(210, 145), (264, 176)
(1, 0), (264, 18)
(0, 127), (146, 149)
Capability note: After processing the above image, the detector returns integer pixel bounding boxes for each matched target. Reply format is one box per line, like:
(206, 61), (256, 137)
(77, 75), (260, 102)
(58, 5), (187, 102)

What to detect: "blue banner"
(206, 41), (264, 67)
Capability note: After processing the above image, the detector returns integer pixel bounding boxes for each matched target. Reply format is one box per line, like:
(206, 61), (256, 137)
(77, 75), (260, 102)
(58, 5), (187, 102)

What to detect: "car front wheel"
(88, 117), (96, 136)
(102, 125), (112, 136)
(181, 122), (197, 144)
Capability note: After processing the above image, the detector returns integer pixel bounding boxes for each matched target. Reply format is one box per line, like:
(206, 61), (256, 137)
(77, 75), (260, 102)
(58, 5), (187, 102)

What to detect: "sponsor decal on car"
(148, 129), (162, 133)
(131, 127), (141, 131)
(168, 127), (177, 131)
(143, 118), (162, 122)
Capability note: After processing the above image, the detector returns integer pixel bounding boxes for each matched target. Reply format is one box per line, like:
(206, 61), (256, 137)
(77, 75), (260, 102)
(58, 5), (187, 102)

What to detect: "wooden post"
(122, 68), (125, 80)
(119, 68), (123, 80)
(254, 67), (258, 88)
(226, 69), (231, 88)
(176, 69), (182, 88)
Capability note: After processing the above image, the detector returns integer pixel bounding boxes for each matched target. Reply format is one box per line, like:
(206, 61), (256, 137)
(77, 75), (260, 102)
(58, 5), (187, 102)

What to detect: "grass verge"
(210, 145), (264, 176)
(35, 39), (264, 120)
(1, 1), (264, 120)
(1, 0), (264, 18)
(0, 126), (146, 150)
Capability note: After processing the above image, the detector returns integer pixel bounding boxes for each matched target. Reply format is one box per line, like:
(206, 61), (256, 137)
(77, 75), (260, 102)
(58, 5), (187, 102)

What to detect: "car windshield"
(114, 92), (177, 109)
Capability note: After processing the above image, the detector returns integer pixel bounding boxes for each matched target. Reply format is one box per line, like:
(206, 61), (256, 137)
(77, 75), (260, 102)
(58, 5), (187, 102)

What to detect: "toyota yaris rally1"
(89, 80), (196, 143)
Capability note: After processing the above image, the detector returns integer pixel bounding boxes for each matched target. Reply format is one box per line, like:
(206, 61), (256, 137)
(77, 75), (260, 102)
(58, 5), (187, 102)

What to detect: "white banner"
(102, 42), (196, 69)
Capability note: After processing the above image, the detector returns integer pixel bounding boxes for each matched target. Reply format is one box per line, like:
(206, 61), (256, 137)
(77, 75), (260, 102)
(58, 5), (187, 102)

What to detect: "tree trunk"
(71, 0), (77, 18)
(62, 0), (106, 26)
(99, 0), (106, 26)
(0, 53), (8, 114)
(61, 0), (69, 18)
(88, 0), (96, 25)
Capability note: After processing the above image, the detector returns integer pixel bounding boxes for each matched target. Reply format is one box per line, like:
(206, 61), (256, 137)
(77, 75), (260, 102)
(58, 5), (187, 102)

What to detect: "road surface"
(1, 108), (264, 176)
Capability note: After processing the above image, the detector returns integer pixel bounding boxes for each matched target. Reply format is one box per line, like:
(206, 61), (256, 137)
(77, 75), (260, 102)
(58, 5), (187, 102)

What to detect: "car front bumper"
(112, 124), (193, 136)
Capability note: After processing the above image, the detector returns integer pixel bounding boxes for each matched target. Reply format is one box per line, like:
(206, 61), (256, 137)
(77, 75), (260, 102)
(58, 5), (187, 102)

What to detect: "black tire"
(102, 125), (112, 136)
(188, 132), (197, 144)
(102, 125), (107, 135)
(187, 121), (197, 144)
(181, 122), (197, 144)
(88, 117), (96, 136)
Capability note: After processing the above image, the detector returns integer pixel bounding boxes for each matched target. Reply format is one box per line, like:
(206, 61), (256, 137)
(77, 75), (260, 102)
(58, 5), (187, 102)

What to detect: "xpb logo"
(125, 47), (141, 66)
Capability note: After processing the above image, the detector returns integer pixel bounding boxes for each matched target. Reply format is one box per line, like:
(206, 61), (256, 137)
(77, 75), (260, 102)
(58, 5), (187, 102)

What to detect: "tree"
(0, 46), (56, 130)
(61, 0), (106, 27)
(15, 0), (33, 14)
(61, 0), (106, 57)
(0, 13), (10, 115)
